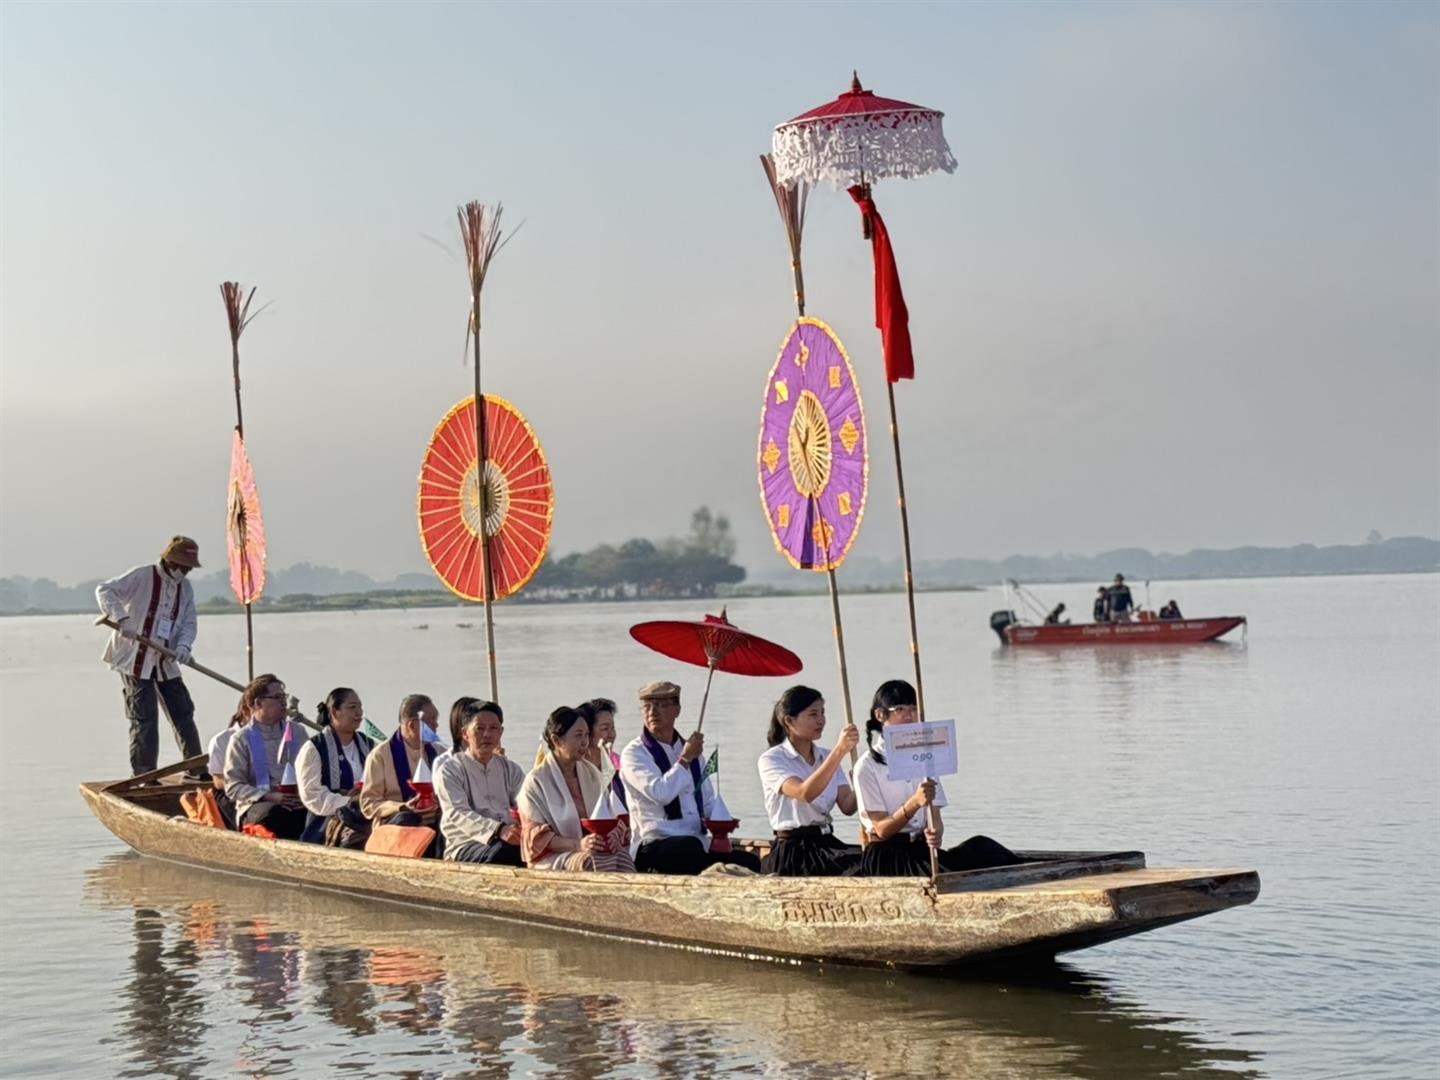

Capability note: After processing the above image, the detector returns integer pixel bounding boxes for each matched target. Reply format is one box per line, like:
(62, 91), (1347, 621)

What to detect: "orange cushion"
(364, 823), (436, 859)
(180, 788), (228, 830)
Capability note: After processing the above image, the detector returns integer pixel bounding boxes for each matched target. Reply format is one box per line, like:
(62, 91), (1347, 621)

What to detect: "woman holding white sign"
(854, 680), (1022, 877)
(756, 686), (863, 876)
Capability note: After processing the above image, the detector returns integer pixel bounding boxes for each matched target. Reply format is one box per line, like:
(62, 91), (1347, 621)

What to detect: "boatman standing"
(96, 536), (205, 776)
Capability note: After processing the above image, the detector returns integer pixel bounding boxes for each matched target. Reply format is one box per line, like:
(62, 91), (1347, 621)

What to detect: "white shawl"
(518, 755), (602, 841)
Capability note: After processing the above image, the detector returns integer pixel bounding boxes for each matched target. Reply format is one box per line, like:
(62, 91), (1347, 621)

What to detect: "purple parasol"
(758, 318), (868, 571)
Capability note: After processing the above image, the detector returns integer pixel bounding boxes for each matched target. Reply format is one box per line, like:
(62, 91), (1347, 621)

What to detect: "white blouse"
(757, 739), (850, 832)
(853, 750), (948, 837)
(207, 727), (236, 777)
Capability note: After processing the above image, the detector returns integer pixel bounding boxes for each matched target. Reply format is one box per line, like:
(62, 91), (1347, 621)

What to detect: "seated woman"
(296, 687), (377, 846)
(853, 680), (1022, 877)
(436, 700), (527, 865)
(360, 696), (445, 856)
(756, 686), (862, 876)
(223, 673), (306, 840)
(517, 707), (634, 872)
(577, 697), (627, 809)
(206, 698), (247, 829)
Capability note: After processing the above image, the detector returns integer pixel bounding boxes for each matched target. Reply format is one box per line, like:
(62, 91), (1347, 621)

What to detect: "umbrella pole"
(223, 284), (259, 682)
(472, 296), (500, 703)
(695, 659), (718, 733)
(825, 566), (858, 765)
(885, 382), (925, 721)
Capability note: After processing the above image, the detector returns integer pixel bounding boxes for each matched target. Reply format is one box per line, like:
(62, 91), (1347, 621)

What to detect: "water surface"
(2, 574), (1436, 1077)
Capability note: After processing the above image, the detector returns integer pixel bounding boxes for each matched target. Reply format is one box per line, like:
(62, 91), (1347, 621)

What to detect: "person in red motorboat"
(1107, 574), (1135, 622)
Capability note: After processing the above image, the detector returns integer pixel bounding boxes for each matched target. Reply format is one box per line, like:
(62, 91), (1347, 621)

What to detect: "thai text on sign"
(882, 719), (958, 781)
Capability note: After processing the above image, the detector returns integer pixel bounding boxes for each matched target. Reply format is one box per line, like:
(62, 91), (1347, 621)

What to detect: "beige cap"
(161, 536), (201, 568)
(637, 680), (681, 701)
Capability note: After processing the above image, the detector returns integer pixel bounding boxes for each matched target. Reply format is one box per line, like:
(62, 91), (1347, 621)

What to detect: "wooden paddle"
(96, 616), (319, 789)
(95, 615), (246, 692)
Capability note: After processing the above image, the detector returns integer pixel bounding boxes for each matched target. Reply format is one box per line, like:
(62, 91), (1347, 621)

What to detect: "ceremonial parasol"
(418, 394), (553, 603)
(227, 430), (266, 607)
(220, 281), (268, 679)
(629, 609), (802, 731)
(770, 74), (955, 722)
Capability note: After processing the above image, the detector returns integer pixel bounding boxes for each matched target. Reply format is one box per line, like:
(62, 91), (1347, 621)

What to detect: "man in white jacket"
(96, 536), (205, 776)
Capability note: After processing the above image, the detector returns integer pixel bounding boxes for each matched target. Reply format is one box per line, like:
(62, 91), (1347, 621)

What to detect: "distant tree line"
(529, 507), (746, 600)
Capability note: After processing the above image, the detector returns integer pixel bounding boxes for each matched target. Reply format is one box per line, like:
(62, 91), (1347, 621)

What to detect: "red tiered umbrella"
(629, 609), (802, 731)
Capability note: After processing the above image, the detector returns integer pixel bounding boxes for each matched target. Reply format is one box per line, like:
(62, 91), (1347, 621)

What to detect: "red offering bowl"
(704, 818), (739, 854)
(617, 813), (631, 830)
(275, 783), (298, 796)
(411, 781), (436, 811)
(580, 818), (619, 837)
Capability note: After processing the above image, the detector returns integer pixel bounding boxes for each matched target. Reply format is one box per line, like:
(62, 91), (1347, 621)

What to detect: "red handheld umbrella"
(630, 609), (802, 730)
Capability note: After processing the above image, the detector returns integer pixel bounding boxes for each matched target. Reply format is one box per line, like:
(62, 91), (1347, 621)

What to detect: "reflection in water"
(84, 854), (1261, 1079)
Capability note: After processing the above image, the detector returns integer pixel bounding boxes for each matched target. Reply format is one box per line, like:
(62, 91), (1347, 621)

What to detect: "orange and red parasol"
(418, 395), (553, 602)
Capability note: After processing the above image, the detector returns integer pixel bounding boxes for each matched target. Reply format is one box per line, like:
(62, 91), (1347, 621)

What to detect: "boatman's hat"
(161, 536), (202, 569)
(637, 680), (681, 702)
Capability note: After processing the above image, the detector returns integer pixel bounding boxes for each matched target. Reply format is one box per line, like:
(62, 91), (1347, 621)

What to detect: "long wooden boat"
(994, 613), (1247, 646)
(82, 778), (1259, 970)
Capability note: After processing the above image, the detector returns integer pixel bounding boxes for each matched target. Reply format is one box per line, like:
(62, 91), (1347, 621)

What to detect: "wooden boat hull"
(81, 781), (1259, 969)
(1005, 616), (1246, 646)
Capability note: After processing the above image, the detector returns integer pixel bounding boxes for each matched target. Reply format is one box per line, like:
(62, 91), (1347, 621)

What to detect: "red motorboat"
(995, 614), (1246, 646)
(990, 581), (1246, 646)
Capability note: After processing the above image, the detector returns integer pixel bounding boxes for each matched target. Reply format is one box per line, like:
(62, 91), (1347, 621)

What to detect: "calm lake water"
(1, 574), (1436, 1078)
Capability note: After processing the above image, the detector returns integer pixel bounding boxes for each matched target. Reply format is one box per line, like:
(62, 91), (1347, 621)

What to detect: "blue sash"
(245, 721), (294, 789)
(313, 729), (374, 793)
(640, 728), (704, 821)
(387, 731), (436, 800)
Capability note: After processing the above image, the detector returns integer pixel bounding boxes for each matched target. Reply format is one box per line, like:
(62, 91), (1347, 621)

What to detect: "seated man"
(360, 694), (444, 856)
(224, 673), (305, 839)
(436, 700), (526, 865)
(619, 681), (762, 875)
(1044, 602), (1067, 625)
(1159, 600), (1183, 620)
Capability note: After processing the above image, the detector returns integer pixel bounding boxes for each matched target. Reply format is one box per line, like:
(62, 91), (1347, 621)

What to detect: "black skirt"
(763, 829), (863, 877)
(858, 833), (1023, 877)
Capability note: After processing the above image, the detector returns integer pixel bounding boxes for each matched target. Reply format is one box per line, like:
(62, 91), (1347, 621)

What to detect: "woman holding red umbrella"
(757, 686), (863, 876)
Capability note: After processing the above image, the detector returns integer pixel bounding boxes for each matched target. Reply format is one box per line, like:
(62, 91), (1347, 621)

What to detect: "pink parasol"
(227, 430), (266, 606)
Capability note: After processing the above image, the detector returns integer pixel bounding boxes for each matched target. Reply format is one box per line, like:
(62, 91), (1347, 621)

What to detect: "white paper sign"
(882, 719), (958, 781)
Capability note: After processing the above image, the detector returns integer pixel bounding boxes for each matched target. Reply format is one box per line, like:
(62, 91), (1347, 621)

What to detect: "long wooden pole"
(224, 283), (257, 682)
(885, 364), (938, 880)
(469, 240), (500, 703)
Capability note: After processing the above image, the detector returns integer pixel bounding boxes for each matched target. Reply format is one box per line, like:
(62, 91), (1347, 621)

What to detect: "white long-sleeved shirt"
(296, 732), (368, 818)
(96, 563), (197, 680)
(436, 751), (526, 857)
(619, 732), (720, 844)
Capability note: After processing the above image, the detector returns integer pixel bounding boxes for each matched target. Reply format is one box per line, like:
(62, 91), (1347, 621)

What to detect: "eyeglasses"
(884, 705), (918, 716)
(259, 692), (288, 702)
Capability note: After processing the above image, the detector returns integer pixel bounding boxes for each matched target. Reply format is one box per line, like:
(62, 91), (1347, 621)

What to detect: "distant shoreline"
(5, 569), (1435, 618)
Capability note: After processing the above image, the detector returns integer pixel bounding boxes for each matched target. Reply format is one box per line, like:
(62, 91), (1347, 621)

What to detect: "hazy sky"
(3, 1), (1436, 584)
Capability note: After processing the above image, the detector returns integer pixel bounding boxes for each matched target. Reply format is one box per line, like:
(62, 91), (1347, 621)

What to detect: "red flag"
(848, 186), (914, 382)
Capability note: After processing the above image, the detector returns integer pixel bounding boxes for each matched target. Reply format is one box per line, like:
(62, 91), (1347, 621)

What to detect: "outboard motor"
(990, 609), (1016, 645)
